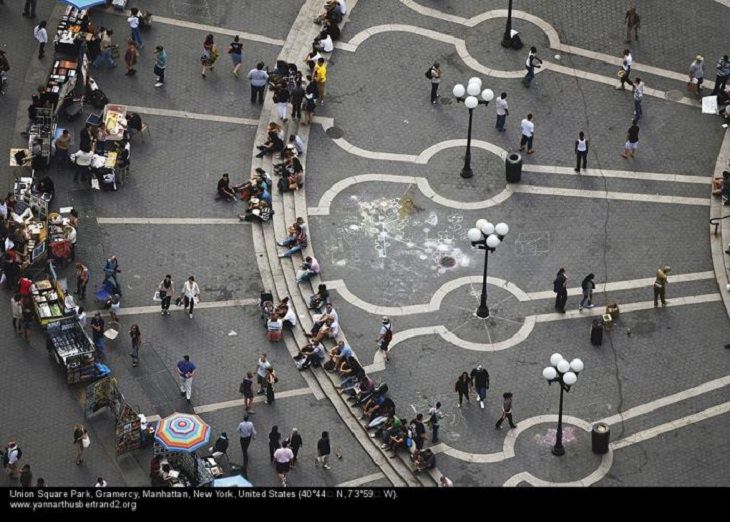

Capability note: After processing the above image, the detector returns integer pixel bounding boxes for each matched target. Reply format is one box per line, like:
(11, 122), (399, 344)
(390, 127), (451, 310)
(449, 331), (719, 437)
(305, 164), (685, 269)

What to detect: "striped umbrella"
(59, 0), (108, 9)
(155, 413), (211, 453)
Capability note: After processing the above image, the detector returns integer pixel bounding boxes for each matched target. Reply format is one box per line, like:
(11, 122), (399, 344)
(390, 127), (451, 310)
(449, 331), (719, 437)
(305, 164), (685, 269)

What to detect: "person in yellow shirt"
(653, 265), (670, 307)
(313, 58), (327, 104)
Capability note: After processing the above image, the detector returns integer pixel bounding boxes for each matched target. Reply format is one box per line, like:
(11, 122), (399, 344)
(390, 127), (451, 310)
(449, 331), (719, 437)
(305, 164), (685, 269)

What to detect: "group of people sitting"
(712, 161), (730, 205)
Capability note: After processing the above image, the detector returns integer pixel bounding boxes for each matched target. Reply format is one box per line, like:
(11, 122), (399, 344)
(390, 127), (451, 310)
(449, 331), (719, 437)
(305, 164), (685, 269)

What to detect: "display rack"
(46, 317), (101, 384)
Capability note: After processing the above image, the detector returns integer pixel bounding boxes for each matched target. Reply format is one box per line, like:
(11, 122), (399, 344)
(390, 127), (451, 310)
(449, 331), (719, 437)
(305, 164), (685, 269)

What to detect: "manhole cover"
(439, 256), (456, 268)
(326, 126), (344, 139)
(665, 90), (683, 101)
(440, 97), (453, 105)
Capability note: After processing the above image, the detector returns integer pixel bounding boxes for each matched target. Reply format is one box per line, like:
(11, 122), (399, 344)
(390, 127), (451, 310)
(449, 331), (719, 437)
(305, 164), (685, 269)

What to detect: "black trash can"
(590, 319), (603, 346)
(591, 422), (610, 454)
(506, 152), (522, 183)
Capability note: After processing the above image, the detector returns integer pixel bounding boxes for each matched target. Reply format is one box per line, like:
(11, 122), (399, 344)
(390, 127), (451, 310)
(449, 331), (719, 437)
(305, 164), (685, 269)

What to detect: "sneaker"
(189, 313), (193, 319)
(323, 464), (331, 470)
(457, 403), (461, 408)
(578, 305), (583, 311)
(380, 443), (388, 449)
(480, 401), (484, 409)
(154, 82), (163, 88)
(187, 398), (191, 404)
(574, 168), (580, 173)
(587, 304), (595, 308)
(180, 391), (186, 397)
(161, 310), (165, 315)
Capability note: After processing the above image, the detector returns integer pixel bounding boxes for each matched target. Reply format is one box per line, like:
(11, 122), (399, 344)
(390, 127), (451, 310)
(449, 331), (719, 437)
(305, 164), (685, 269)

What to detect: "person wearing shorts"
(377, 316), (393, 362)
(621, 119), (640, 159)
(273, 441), (294, 487)
(256, 354), (271, 394)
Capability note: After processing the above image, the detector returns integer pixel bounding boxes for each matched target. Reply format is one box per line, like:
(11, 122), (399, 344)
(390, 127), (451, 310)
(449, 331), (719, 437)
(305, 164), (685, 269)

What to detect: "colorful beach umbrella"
(59, 0), (108, 9)
(155, 413), (211, 453)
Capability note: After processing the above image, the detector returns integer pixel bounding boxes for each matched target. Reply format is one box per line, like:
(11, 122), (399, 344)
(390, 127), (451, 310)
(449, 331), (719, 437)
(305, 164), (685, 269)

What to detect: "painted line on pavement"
(125, 105), (258, 126)
(513, 185), (709, 207)
(336, 472), (388, 488)
(97, 217), (247, 225)
(194, 387), (315, 414)
(104, 10), (285, 46)
(91, 298), (257, 318)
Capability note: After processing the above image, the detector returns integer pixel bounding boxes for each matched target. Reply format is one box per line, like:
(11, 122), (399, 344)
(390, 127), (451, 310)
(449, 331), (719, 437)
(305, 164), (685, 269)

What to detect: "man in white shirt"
(495, 92), (509, 132)
(518, 113), (535, 154)
(70, 148), (95, 183)
(256, 354), (271, 394)
(6, 442), (21, 479)
(273, 441), (295, 487)
(33, 21), (48, 59)
(315, 32), (334, 53)
(617, 49), (633, 90)
(127, 8), (143, 48)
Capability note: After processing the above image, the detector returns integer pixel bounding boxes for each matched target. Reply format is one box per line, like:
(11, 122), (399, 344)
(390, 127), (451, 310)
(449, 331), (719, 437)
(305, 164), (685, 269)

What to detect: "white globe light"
(495, 222), (509, 236)
(480, 221), (495, 235)
(557, 359), (571, 373)
(563, 372), (577, 385)
(467, 228), (482, 242)
(550, 353), (563, 367)
(570, 358), (584, 373)
(467, 82), (481, 96)
(475, 218), (488, 230)
(453, 84), (466, 98)
(468, 77), (482, 90)
(465, 96), (478, 109)
(486, 234), (501, 248)
(481, 88), (494, 102)
(543, 367), (557, 381)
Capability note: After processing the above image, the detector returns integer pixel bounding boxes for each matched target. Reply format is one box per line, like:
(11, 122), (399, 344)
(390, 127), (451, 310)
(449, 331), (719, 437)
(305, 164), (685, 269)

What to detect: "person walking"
(129, 324), (141, 367)
(454, 372), (471, 408)
(182, 276), (200, 319)
(177, 355), (196, 404)
(19, 464), (33, 488)
(315, 431), (331, 469)
(22, 0), (37, 18)
(157, 275), (175, 316)
(495, 392), (517, 429)
(554, 268), (568, 313)
(632, 77), (644, 121)
(578, 273), (596, 311)
(34, 21), (48, 60)
(103, 256), (122, 296)
(523, 46), (542, 87)
(470, 364), (490, 409)
(236, 415), (256, 476)
(575, 131), (588, 172)
(11, 294), (23, 335)
(264, 367), (277, 405)
(625, 7), (640, 43)
(124, 40), (139, 76)
(248, 62), (268, 104)
(689, 55), (705, 97)
(290, 81), (305, 121)
(153, 46), (167, 88)
(241, 372), (255, 413)
(94, 477), (108, 487)
(495, 92), (508, 132)
(128, 8), (143, 49)
(288, 429), (303, 467)
(268, 426), (281, 463)
(616, 49), (633, 90)
(256, 353), (271, 395)
(90, 312), (105, 360)
(427, 402), (443, 443)
(73, 424), (89, 465)
(273, 84), (290, 122)
(654, 265), (671, 307)
(620, 119), (640, 159)
(228, 35), (243, 77)
(4, 442), (21, 480)
(313, 57), (327, 104)
(200, 34), (218, 78)
(410, 414), (427, 451)
(273, 441), (295, 487)
(518, 113), (535, 154)
(20, 300), (34, 343)
(712, 55), (730, 95)
(93, 28), (116, 69)
(427, 62), (441, 104)
(377, 316), (394, 362)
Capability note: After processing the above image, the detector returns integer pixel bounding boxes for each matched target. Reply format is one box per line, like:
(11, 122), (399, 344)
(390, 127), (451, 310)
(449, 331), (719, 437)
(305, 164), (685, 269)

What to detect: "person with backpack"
(4, 442), (22, 479)
(554, 268), (568, 313)
(578, 273), (596, 311)
(426, 62), (441, 104)
(378, 316), (393, 362)
(427, 402), (443, 442)
(470, 365), (490, 409)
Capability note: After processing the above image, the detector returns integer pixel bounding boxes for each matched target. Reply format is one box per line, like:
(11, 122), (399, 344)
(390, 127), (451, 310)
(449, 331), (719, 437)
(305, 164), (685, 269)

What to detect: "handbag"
(82, 434), (91, 448)
(153, 290), (162, 302)
(239, 381), (246, 394)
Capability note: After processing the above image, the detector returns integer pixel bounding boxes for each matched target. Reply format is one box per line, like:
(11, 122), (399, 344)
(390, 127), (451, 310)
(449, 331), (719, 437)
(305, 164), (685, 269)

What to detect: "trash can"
(506, 152), (522, 183)
(591, 422), (610, 454)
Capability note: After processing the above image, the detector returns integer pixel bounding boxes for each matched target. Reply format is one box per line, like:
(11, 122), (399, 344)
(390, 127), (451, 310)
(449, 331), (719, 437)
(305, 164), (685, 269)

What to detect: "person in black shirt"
(470, 365), (490, 409)
(621, 119), (640, 159)
(554, 268), (568, 312)
(316, 431), (331, 469)
(212, 432), (229, 455)
(410, 414), (427, 451)
(268, 426), (281, 463)
(228, 35), (243, 77)
(217, 173), (236, 201)
(90, 312), (105, 360)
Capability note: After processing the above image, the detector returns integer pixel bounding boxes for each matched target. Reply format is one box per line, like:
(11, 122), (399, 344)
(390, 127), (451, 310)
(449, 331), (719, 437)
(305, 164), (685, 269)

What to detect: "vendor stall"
(152, 413), (216, 487)
(30, 278), (70, 326)
(27, 108), (57, 168)
(45, 317), (105, 384)
(53, 6), (91, 59)
(101, 104), (128, 141)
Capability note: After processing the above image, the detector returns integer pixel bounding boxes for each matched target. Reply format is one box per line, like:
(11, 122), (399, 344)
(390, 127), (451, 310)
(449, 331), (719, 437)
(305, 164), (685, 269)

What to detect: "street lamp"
(543, 354), (584, 456)
(453, 78), (494, 178)
(501, 0), (515, 48)
(467, 220), (509, 318)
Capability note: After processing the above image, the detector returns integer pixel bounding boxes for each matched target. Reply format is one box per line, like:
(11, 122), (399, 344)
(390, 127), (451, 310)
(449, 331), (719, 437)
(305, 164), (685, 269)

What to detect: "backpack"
(425, 67), (433, 80)
(553, 277), (561, 293)
(383, 324), (393, 343)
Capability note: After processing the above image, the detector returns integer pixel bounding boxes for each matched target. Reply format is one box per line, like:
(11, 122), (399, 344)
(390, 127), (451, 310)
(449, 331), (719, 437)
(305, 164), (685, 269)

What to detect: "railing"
(709, 215), (730, 235)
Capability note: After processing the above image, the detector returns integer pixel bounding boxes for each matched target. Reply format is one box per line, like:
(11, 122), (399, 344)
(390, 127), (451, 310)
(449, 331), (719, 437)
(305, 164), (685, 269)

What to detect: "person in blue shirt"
(103, 256), (122, 296)
(177, 355), (196, 403)
(153, 46), (167, 87)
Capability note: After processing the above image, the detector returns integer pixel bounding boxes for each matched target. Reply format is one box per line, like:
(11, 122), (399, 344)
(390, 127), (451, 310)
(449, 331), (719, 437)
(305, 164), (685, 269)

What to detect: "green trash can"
(592, 422), (610, 454)
(506, 152), (522, 183)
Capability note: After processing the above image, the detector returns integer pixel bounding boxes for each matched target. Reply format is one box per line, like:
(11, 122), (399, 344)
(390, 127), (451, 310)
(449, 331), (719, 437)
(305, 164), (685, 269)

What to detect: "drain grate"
(664, 90), (684, 102)
(326, 126), (344, 139)
(439, 256), (456, 268)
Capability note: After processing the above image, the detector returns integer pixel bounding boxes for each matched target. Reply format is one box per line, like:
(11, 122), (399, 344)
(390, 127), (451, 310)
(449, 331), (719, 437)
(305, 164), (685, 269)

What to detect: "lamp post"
(542, 354), (584, 456)
(467, 220), (509, 318)
(501, 0), (514, 48)
(453, 78), (494, 178)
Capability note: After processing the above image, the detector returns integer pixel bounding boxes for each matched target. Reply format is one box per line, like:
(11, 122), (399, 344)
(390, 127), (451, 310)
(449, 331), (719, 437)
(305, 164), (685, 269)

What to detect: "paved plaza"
(1, 0), (729, 489)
